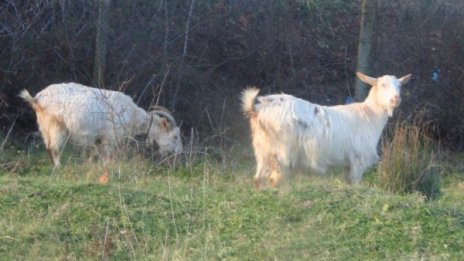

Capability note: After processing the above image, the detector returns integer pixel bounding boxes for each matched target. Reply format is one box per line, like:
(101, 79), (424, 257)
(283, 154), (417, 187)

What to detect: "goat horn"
(149, 105), (170, 113)
(152, 110), (177, 127)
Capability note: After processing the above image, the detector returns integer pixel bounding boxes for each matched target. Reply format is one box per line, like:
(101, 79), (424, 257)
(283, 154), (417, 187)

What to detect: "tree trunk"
(93, 0), (111, 88)
(171, 0), (195, 111)
(354, 0), (377, 101)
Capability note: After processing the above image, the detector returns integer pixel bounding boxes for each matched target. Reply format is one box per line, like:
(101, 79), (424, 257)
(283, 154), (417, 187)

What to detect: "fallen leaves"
(99, 170), (109, 184)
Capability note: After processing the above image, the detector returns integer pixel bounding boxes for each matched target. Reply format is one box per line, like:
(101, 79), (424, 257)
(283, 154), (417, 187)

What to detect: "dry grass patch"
(378, 118), (443, 199)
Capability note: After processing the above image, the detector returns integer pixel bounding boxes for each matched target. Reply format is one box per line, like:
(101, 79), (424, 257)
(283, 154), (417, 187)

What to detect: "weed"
(378, 118), (442, 200)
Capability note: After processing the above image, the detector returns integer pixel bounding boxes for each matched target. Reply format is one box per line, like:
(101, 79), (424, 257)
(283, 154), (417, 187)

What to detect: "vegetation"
(2, 0), (464, 148)
(1, 131), (463, 260)
(1, 1), (464, 259)
(379, 118), (442, 200)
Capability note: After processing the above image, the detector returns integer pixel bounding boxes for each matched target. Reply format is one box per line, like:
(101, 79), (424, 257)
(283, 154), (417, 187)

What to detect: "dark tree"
(354, 0), (377, 101)
(94, 0), (111, 87)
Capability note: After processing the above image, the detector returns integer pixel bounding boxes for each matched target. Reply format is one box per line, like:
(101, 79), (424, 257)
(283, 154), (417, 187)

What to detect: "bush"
(378, 118), (442, 200)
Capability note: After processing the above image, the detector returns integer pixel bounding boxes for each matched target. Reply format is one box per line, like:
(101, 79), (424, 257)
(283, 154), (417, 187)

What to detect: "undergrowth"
(378, 118), (443, 200)
(0, 143), (463, 260)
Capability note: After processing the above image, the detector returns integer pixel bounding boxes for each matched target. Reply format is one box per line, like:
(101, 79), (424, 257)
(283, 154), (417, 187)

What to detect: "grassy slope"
(1, 149), (464, 260)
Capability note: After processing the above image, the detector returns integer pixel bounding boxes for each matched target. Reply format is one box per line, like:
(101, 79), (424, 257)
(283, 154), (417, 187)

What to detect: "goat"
(147, 107), (183, 156)
(242, 72), (411, 187)
(19, 82), (183, 166)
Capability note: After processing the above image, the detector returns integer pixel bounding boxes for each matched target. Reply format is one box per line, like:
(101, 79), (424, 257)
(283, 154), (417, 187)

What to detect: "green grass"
(1, 146), (464, 260)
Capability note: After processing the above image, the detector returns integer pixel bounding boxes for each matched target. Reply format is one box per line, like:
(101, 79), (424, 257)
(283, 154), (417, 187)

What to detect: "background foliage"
(1, 0), (464, 149)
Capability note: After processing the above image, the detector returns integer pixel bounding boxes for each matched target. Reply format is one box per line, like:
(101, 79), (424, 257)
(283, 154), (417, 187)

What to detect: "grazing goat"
(147, 107), (183, 156)
(242, 72), (411, 187)
(19, 82), (183, 166)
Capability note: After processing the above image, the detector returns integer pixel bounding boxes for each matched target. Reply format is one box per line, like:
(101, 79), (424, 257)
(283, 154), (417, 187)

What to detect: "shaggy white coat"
(20, 82), (183, 166)
(242, 72), (411, 187)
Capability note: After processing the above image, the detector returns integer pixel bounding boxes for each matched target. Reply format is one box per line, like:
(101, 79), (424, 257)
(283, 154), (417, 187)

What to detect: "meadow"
(1, 139), (464, 261)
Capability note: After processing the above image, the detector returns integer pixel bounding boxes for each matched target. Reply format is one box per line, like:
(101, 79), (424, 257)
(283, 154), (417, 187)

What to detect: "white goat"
(19, 82), (183, 166)
(147, 107), (183, 157)
(242, 72), (411, 187)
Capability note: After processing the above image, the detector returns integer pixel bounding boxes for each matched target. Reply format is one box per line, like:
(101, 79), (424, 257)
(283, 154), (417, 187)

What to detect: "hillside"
(1, 147), (463, 260)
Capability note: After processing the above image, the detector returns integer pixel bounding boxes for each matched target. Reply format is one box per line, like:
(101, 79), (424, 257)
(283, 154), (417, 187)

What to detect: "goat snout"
(390, 95), (401, 105)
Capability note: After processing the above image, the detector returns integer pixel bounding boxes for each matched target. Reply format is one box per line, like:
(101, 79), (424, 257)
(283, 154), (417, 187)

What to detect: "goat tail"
(18, 89), (35, 104)
(241, 87), (260, 118)
(18, 89), (43, 113)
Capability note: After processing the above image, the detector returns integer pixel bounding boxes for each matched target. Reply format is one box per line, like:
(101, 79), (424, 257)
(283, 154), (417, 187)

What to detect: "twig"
(102, 217), (110, 260)
(0, 115), (18, 151)
(150, 64), (171, 109)
(136, 74), (157, 105)
(163, 0), (169, 60)
(171, 0), (196, 109)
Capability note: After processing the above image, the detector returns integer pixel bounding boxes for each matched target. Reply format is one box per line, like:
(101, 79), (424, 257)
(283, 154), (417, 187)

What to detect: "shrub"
(378, 118), (442, 200)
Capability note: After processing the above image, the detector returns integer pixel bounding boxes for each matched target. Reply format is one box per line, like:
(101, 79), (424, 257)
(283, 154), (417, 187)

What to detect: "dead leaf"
(99, 170), (109, 184)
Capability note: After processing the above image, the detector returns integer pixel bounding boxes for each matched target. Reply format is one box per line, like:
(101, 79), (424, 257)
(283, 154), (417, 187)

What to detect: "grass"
(378, 118), (442, 199)
(1, 143), (464, 260)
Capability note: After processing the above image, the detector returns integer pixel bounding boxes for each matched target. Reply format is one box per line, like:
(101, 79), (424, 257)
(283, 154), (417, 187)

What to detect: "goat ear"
(356, 72), (376, 86)
(161, 118), (171, 130)
(398, 74), (412, 85)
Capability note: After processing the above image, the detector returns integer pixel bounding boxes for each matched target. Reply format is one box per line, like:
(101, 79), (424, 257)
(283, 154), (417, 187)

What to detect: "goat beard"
(387, 107), (394, 117)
